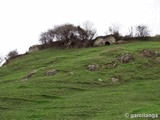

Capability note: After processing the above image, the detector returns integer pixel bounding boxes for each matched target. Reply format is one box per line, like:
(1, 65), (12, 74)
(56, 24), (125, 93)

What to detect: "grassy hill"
(0, 39), (160, 120)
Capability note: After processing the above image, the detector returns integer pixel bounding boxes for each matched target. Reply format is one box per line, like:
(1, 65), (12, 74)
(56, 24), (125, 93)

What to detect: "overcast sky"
(0, 0), (160, 57)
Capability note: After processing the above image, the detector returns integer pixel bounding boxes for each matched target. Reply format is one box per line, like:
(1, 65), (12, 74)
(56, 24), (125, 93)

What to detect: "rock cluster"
(87, 65), (99, 71)
(94, 36), (116, 46)
(119, 53), (134, 63)
(142, 49), (154, 57)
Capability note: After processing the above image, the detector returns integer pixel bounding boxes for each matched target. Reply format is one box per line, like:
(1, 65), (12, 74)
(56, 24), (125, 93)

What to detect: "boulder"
(142, 49), (154, 57)
(119, 54), (134, 63)
(87, 65), (99, 71)
(94, 38), (104, 46)
(46, 69), (57, 76)
(156, 57), (160, 63)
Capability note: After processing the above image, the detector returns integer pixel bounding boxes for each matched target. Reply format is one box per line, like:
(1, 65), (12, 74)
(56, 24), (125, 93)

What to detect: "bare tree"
(82, 21), (97, 40)
(108, 24), (121, 36)
(128, 26), (134, 37)
(7, 49), (18, 60)
(39, 24), (77, 44)
(39, 30), (54, 44)
(136, 25), (149, 37)
(39, 23), (96, 44)
(53, 24), (77, 42)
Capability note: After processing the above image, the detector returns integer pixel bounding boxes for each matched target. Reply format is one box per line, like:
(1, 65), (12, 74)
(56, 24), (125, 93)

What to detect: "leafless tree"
(39, 30), (54, 44)
(128, 26), (134, 37)
(136, 25), (149, 37)
(82, 21), (97, 40)
(108, 24), (121, 36)
(39, 23), (96, 44)
(53, 24), (78, 42)
(7, 49), (18, 60)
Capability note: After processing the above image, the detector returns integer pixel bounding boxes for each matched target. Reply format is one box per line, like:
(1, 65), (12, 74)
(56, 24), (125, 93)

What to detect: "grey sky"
(0, 0), (160, 57)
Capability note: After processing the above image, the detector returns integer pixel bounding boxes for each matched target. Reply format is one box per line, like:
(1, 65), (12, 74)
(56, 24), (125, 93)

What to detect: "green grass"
(0, 39), (160, 120)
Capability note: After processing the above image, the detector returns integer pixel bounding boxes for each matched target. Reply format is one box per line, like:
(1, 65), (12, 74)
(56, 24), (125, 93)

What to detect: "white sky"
(0, 0), (160, 57)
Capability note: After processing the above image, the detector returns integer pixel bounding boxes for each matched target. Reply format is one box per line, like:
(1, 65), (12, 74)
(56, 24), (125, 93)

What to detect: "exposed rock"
(87, 65), (99, 71)
(104, 61), (117, 68)
(155, 57), (160, 63)
(119, 54), (134, 63)
(29, 45), (39, 53)
(46, 69), (57, 76)
(94, 38), (104, 46)
(142, 49), (154, 57)
(26, 70), (37, 79)
(94, 35), (116, 46)
(111, 78), (119, 83)
(104, 36), (116, 45)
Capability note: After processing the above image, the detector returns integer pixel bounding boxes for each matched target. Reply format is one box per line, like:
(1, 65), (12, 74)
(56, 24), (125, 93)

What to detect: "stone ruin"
(94, 35), (116, 47)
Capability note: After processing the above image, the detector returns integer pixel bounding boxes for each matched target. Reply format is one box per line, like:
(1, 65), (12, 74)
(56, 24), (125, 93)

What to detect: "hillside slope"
(0, 40), (160, 120)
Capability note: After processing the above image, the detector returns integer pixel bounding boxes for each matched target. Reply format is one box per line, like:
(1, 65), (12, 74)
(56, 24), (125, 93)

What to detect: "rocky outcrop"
(87, 65), (99, 71)
(104, 36), (116, 44)
(94, 38), (104, 46)
(94, 35), (116, 46)
(29, 45), (40, 53)
(142, 49), (154, 57)
(119, 54), (134, 63)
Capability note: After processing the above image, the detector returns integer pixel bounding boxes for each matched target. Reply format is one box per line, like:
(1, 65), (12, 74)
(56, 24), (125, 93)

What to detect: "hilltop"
(0, 38), (160, 119)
